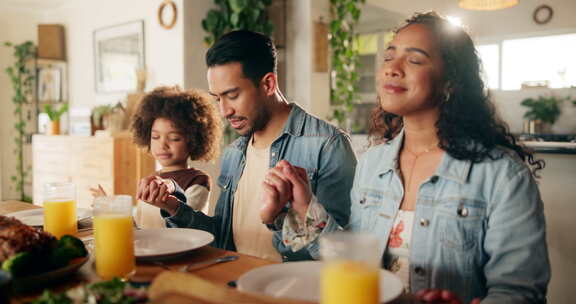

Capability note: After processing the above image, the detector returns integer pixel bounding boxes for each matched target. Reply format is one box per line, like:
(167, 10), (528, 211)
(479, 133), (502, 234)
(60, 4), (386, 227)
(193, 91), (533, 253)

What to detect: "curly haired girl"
(131, 86), (222, 228)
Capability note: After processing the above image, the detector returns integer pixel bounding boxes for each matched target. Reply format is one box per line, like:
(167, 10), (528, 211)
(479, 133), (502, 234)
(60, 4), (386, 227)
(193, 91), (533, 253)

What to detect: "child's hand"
(137, 176), (179, 215)
(89, 184), (107, 198)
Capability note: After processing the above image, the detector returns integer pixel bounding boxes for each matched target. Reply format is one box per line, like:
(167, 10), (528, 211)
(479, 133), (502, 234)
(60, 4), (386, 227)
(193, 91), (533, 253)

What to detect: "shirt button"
(271, 152), (276, 157)
(458, 205), (469, 217)
(419, 218), (430, 227)
(430, 175), (439, 183)
(414, 266), (426, 276)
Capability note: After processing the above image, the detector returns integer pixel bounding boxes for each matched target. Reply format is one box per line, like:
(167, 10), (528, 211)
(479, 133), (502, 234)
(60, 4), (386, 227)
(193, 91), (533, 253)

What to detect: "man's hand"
(260, 162), (293, 224)
(137, 175), (179, 215)
(260, 160), (312, 224)
(416, 289), (481, 304)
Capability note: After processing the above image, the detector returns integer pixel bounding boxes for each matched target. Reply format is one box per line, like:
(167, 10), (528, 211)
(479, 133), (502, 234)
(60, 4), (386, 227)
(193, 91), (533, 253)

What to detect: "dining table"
(0, 200), (418, 304)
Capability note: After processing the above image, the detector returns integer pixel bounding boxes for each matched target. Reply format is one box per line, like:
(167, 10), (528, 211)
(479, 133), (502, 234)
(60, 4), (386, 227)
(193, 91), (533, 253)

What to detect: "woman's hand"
(260, 162), (294, 224)
(416, 289), (481, 304)
(137, 175), (179, 215)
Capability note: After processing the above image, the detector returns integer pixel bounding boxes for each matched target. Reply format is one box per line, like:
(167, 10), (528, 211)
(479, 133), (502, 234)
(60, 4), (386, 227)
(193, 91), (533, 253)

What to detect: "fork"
(180, 255), (239, 272)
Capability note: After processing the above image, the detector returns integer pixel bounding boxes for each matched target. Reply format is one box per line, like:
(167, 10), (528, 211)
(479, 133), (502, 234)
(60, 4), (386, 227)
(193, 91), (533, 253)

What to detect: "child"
(92, 86), (222, 228)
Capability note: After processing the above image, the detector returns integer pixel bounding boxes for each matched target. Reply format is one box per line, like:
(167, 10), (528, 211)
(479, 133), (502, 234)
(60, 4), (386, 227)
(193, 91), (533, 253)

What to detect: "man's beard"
(239, 105), (271, 137)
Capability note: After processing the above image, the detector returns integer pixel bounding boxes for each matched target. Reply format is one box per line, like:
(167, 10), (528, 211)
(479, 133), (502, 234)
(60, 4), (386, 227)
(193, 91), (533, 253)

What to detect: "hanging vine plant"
(329, 0), (365, 129)
(202, 0), (274, 46)
(4, 41), (36, 202)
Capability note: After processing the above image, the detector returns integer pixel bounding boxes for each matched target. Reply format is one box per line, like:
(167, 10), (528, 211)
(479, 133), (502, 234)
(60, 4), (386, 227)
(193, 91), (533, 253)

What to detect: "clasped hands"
(260, 160), (312, 224)
(136, 175), (180, 215)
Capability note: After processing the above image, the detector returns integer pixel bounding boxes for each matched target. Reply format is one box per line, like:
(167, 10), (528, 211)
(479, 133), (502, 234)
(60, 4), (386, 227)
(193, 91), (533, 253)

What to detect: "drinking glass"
(93, 195), (135, 280)
(43, 182), (77, 239)
(320, 231), (382, 304)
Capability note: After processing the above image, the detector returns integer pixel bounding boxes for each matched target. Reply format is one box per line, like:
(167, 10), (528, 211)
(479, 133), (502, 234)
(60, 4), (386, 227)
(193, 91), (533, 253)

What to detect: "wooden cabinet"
(32, 133), (155, 208)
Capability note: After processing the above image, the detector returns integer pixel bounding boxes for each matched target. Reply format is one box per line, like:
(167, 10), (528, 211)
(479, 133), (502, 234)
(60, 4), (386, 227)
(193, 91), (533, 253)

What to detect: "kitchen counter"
(521, 141), (576, 155)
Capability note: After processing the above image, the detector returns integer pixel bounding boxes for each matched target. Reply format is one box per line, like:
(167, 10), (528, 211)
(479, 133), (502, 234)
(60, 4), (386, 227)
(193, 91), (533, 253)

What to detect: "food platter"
(12, 256), (89, 292)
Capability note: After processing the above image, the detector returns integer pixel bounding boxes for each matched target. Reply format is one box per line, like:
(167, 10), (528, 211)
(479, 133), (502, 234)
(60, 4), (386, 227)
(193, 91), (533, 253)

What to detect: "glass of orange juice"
(320, 232), (382, 304)
(43, 182), (77, 239)
(93, 195), (135, 280)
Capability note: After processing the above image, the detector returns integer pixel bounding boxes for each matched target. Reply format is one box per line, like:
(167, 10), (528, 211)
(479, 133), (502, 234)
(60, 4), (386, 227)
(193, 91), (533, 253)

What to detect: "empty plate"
(134, 228), (214, 260)
(238, 261), (404, 303)
(5, 208), (92, 227)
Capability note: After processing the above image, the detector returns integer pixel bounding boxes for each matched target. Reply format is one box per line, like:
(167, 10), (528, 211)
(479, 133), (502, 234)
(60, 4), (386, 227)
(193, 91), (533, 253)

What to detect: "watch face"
(533, 5), (553, 25)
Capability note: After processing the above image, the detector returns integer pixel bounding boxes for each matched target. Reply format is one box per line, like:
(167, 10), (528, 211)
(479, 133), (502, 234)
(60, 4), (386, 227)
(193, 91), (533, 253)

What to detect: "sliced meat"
(0, 215), (57, 263)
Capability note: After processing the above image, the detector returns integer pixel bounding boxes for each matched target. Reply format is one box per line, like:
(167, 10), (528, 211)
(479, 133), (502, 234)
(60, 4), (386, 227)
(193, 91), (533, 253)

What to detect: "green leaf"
(229, 0), (248, 13)
(230, 12), (240, 27)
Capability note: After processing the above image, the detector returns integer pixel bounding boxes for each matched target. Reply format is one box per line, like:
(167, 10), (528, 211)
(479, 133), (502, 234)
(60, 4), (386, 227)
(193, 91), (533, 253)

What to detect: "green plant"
(4, 41), (36, 202)
(91, 104), (112, 128)
(521, 95), (575, 124)
(329, 0), (365, 129)
(44, 103), (68, 121)
(201, 0), (274, 46)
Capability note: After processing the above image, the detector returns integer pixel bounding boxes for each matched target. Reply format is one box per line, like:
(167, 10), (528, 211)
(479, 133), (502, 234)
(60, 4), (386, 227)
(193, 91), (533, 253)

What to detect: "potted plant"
(91, 104), (112, 135)
(521, 95), (562, 134)
(44, 103), (69, 135)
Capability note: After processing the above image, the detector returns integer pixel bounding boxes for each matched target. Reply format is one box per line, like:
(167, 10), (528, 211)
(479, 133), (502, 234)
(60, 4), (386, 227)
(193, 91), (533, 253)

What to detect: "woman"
(260, 12), (550, 304)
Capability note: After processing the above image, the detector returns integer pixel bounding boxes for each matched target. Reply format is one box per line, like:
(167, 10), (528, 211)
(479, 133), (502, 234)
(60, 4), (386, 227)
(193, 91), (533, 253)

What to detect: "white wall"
(0, 9), (44, 200)
(492, 88), (576, 134)
(537, 153), (576, 304)
(43, 0), (186, 110)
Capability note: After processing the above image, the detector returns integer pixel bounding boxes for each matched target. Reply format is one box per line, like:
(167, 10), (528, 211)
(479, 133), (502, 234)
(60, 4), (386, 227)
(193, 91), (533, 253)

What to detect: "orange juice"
(43, 200), (77, 239)
(94, 215), (135, 279)
(321, 260), (380, 304)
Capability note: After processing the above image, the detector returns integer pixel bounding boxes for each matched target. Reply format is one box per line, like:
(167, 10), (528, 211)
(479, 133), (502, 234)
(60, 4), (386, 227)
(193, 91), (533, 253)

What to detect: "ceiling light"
(459, 0), (518, 11)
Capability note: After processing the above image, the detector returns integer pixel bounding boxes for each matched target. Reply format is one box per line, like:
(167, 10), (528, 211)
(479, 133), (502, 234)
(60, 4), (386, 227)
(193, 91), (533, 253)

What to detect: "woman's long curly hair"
(368, 11), (544, 175)
(132, 86), (222, 162)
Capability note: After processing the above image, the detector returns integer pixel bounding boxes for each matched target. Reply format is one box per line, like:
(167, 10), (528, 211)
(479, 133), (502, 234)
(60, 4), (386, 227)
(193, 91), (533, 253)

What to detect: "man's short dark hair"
(206, 30), (277, 86)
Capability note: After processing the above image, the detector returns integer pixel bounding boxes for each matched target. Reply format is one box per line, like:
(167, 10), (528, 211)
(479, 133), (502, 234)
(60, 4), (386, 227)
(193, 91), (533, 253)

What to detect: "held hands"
(136, 175), (179, 215)
(260, 160), (312, 224)
(416, 289), (481, 304)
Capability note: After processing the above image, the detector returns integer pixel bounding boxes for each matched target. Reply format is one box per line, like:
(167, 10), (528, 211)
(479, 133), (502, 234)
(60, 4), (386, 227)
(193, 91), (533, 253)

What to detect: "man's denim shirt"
(163, 103), (357, 262)
(306, 131), (550, 303)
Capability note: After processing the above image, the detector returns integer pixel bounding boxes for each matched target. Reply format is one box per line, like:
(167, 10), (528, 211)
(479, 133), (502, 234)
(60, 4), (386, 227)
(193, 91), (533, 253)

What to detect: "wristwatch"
(265, 211), (287, 231)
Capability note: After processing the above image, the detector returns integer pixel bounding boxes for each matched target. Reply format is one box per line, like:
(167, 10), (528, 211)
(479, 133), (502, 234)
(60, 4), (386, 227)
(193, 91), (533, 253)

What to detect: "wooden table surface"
(1, 201), (418, 303)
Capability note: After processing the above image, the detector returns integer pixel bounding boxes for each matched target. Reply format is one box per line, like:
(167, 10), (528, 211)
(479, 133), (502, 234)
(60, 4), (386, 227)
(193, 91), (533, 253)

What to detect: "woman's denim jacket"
(305, 131), (550, 303)
(163, 104), (357, 262)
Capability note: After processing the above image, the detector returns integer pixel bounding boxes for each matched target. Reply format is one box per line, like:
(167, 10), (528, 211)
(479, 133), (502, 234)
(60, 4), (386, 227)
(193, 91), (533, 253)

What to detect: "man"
(137, 30), (356, 262)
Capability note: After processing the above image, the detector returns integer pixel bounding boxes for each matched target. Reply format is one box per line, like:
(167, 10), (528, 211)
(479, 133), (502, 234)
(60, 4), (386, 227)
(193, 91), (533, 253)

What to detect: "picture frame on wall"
(38, 66), (62, 102)
(94, 20), (145, 93)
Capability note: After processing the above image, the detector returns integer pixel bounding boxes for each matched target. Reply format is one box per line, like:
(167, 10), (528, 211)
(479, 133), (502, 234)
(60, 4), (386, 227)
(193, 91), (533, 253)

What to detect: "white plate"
(134, 228), (214, 260)
(238, 261), (403, 303)
(5, 208), (92, 227)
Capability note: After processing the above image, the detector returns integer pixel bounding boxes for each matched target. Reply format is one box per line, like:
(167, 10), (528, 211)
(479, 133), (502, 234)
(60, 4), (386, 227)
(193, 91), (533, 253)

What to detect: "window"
(355, 33), (379, 102)
(476, 44), (500, 89)
(502, 33), (576, 90)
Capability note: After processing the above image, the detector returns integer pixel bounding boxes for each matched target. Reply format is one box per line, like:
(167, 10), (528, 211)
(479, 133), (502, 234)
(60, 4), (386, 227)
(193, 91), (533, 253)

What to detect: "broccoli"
(58, 235), (89, 259)
(2, 252), (34, 277)
(50, 235), (88, 268)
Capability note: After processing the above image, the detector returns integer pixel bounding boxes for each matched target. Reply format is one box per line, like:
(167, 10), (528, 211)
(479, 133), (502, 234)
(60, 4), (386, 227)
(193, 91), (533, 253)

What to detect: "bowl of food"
(0, 215), (89, 293)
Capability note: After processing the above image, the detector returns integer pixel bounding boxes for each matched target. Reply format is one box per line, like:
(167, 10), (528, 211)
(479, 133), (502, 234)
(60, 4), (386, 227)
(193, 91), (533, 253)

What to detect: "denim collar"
(230, 103), (305, 152)
(377, 129), (472, 184)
